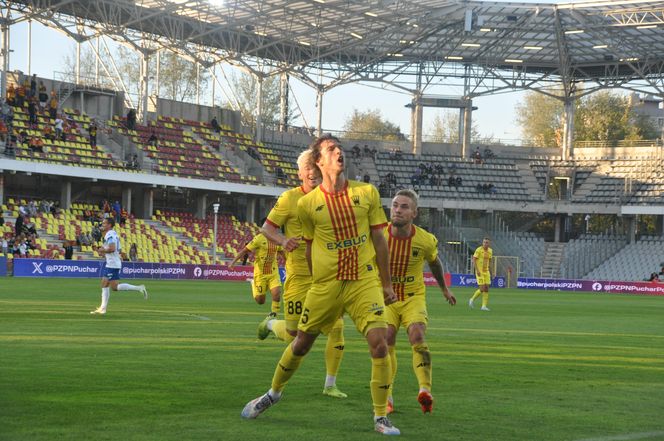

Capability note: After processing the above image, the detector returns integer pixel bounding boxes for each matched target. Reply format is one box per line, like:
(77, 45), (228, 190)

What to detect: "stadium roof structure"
(3, 0), (664, 98)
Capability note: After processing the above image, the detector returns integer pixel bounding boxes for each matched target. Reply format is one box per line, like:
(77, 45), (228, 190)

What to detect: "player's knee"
(370, 340), (389, 358)
(407, 324), (426, 345)
(386, 326), (397, 346)
(255, 296), (266, 304)
(292, 332), (316, 356)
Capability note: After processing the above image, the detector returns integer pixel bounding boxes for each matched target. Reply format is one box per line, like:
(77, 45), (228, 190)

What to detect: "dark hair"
(105, 217), (116, 227)
(309, 134), (341, 165)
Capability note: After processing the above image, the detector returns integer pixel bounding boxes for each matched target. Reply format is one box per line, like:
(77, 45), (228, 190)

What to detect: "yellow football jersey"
(266, 186), (311, 276)
(297, 180), (387, 283)
(473, 246), (493, 273)
(385, 223), (438, 302)
(246, 233), (281, 277)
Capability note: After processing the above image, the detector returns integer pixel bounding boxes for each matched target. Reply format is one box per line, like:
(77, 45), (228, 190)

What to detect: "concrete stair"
(540, 242), (565, 278)
(144, 219), (214, 257)
(515, 162), (544, 201)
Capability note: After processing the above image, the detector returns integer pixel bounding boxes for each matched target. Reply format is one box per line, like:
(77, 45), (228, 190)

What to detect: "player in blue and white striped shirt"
(91, 217), (148, 315)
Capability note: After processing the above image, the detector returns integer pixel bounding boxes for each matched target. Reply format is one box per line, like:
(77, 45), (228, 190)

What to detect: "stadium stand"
(8, 100), (125, 170)
(108, 115), (259, 184)
(375, 151), (543, 202)
(152, 210), (260, 262)
(584, 236), (664, 281)
(4, 199), (211, 264)
(560, 234), (627, 279)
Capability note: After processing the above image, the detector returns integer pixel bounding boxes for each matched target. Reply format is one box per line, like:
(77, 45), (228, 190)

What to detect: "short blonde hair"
(394, 188), (419, 208)
(296, 149), (314, 170)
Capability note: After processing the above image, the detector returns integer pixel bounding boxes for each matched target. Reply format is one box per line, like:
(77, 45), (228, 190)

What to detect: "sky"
(3, 0), (586, 144)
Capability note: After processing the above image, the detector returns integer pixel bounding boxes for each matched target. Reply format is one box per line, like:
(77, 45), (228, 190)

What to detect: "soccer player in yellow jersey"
(384, 189), (456, 414)
(229, 231), (284, 316)
(242, 135), (401, 435)
(259, 149), (347, 399)
(469, 237), (493, 311)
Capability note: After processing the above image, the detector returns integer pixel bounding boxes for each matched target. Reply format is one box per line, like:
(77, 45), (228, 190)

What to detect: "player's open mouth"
(337, 156), (344, 164)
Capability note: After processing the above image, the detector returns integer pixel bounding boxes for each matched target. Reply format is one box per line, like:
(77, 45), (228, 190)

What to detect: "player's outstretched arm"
(429, 257), (456, 306)
(261, 221), (300, 252)
(229, 247), (249, 269)
(370, 229), (397, 305)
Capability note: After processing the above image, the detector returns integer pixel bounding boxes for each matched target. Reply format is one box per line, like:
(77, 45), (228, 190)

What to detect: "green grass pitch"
(1, 278), (663, 441)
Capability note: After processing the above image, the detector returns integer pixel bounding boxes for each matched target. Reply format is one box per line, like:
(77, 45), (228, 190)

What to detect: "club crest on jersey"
(412, 247), (420, 257)
(369, 302), (384, 316)
(315, 204), (325, 212)
(352, 195), (360, 206)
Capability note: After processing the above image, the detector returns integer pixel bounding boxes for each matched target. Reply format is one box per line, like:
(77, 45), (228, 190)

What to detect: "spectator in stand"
(30, 74), (37, 98)
(88, 121), (98, 147)
(363, 173), (371, 183)
(28, 97), (38, 127)
(473, 147), (482, 164)
(91, 223), (102, 243)
(129, 243), (138, 262)
(120, 208), (128, 226)
(48, 92), (58, 119)
(6, 83), (15, 106)
(210, 116), (221, 133)
(1, 237), (7, 255)
(0, 212), (4, 226)
(64, 240), (74, 260)
(54, 116), (64, 141)
(38, 81), (48, 110)
(129, 154), (140, 169)
(659, 264), (664, 277)
(0, 119), (7, 143)
(28, 201), (37, 217)
(363, 144), (371, 157)
(112, 201), (121, 223)
(43, 125), (54, 141)
(147, 130), (158, 147)
(126, 109), (137, 130)
(648, 272), (660, 283)
(352, 144), (361, 159)
(28, 136), (45, 153)
(16, 82), (26, 108)
(15, 213), (24, 236)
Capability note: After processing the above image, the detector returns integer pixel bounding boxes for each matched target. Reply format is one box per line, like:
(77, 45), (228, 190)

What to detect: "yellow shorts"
(476, 272), (491, 287)
(252, 273), (282, 298)
(385, 295), (428, 331)
(283, 273), (312, 332)
(298, 275), (387, 336)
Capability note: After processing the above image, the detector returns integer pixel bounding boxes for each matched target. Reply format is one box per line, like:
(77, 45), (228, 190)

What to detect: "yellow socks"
(271, 300), (281, 315)
(471, 289), (482, 301)
(482, 292), (489, 308)
(412, 343), (432, 391)
(271, 320), (294, 343)
(370, 356), (392, 417)
(271, 344), (304, 393)
(324, 318), (345, 377)
(387, 346), (397, 401)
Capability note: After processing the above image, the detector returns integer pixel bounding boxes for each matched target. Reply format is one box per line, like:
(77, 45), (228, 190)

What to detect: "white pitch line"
(573, 431), (664, 441)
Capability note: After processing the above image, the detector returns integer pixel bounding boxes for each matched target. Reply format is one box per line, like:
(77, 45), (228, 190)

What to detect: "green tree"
(61, 46), (208, 104)
(427, 110), (486, 143)
(516, 89), (660, 146)
(343, 108), (404, 141)
(515, 91), (564, 147)
(226, 72), (295, 130)
(575, 91), (629, 141)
